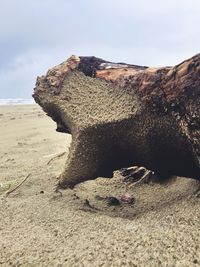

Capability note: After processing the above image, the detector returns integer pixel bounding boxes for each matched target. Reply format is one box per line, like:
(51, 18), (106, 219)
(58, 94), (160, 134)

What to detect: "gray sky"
(0, 0), (200, 98)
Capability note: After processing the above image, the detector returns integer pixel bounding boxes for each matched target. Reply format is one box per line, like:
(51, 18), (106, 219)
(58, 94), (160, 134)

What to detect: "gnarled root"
(120, 166), (155, 187)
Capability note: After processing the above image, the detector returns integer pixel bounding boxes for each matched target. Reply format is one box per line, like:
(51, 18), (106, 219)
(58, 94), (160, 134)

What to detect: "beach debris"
(120, 166), (155, 186)
(47, 152), (66, 165)
(0, 173), (31, 197)
(33, 54), (200, 188)
(118, 193), (135, 204)
(95, 194), (135, 206)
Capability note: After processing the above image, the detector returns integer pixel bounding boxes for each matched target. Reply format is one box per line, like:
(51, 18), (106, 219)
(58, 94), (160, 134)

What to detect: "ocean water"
(0, 98), (35, 106)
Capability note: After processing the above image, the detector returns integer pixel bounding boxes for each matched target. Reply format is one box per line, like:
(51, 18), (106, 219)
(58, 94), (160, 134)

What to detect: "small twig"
(47, 152), (66, 165)
(128, 170), (152, 187)
(6, 173), (31, 196)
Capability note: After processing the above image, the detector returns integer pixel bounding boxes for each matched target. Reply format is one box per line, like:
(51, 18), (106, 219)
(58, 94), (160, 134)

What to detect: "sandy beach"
(0, 105), (200, 267)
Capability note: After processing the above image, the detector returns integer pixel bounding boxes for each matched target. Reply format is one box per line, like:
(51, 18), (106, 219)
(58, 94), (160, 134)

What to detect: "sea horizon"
(0, 98), (35, 106)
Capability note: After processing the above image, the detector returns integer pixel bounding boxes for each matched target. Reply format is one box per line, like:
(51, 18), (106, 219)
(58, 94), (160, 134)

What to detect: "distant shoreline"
(0, 104), (37, 107)
(0, 98), (35, 106)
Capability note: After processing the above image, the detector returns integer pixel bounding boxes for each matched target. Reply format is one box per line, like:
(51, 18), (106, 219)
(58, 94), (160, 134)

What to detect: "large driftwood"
(33, 54), (200, 188)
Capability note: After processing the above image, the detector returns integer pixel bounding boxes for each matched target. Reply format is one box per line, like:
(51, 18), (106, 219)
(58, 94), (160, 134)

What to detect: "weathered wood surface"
(33, 54), (200, 188)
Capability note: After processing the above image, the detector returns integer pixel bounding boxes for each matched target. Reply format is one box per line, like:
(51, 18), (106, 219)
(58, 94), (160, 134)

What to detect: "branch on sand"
(6, 173), (31, 196)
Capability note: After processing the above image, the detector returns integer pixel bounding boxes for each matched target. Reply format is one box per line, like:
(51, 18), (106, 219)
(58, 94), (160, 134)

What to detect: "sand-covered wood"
(33, 54), (200, 188)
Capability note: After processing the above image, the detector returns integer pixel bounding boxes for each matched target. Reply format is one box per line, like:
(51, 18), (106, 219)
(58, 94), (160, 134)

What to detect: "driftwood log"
(33, 54), (200, 188)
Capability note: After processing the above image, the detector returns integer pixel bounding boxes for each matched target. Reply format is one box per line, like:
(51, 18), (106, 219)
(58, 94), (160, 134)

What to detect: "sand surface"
(0, 105), (200, 267)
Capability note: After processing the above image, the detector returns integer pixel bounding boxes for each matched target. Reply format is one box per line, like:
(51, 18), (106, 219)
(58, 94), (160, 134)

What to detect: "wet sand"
(0, 105), (200, 267)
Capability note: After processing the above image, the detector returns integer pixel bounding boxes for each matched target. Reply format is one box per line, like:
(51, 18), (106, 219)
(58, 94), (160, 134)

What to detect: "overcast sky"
(0, 0), (200, 98)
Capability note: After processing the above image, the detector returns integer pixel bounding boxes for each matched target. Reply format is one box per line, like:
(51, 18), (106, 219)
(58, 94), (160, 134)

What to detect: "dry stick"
(129, 170), (151, 187)
(6, 173), (31, 196)
(47, 152), (66, 165)
(124, 168), (152, 197)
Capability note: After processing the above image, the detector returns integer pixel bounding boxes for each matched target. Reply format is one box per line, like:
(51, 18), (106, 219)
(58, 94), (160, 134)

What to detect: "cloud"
(0, 0), (200, 98)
